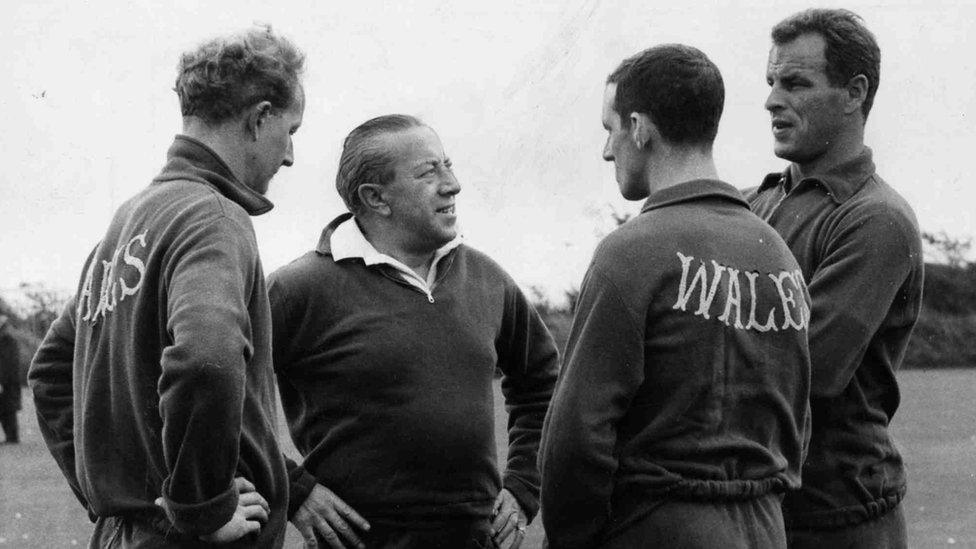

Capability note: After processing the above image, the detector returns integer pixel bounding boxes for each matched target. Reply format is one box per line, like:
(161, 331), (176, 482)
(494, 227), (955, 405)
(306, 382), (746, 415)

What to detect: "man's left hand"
(491, 489), (527, 549)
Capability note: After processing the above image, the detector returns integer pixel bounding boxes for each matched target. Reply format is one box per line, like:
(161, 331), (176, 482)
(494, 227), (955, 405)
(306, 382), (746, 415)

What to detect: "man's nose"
(764, 86), (784, 113)
(441, 170), (461, 195)
(602, 139), (613, 162)
(282, 139), (294, 167)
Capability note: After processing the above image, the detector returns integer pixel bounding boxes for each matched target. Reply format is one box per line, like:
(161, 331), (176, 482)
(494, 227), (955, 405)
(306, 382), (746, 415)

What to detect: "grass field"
(2, 369), (975, 548)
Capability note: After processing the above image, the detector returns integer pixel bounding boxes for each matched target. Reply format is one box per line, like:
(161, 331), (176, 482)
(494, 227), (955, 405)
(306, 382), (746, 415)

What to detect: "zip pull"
(426, 293), (435, 304)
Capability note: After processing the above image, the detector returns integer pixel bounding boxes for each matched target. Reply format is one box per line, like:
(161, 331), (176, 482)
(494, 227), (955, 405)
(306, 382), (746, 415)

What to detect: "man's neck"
(182, 118), (248, 184)
(792, 128), (866, 181)
(357, 218), (435, 280)
(645, 148), (720, 195)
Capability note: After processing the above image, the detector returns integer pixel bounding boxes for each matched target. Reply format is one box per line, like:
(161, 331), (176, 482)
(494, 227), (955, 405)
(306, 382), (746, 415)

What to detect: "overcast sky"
(2, 0), (974, 304)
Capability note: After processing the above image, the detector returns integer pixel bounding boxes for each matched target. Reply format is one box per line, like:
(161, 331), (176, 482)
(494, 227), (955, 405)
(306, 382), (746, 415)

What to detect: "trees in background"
(922, 230), (973, 269)
(0, 283), (68, 385)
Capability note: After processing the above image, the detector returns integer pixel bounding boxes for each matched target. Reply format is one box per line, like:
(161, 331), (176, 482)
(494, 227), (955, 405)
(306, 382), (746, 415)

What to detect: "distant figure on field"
(748, 9), (923, 548)
(269, 114), (559, 549)
(0, 314), (22, 444)
(29, 25), (305, 547)
(539, 44), (812, 548)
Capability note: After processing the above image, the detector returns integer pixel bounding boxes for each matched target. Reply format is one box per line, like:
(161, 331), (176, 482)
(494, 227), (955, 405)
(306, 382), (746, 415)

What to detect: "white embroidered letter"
(743, 271), (778, 332)
(673, 252), (708, 312)
(769, 271), (804, 331)
(718, 268), (744, 329)
(79, 257), (98, 322)
(694, 261), (727, 320)
(119, 231), (148, 301)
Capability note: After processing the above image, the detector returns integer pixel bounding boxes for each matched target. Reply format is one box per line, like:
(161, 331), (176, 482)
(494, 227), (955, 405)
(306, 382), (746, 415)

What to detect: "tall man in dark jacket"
(0, 315), (22, 444)
(748, 9), (923, 548)
(540, 44), (811, 549)
(269, 114), (559, 549)
(28, 25), (305, 548)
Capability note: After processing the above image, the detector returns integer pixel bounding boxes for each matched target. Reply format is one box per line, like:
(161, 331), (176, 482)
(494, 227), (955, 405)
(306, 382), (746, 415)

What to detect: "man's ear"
(357, 184), (391, 217)
(246, 100), (274, 141)
(629, 112), (659, 151)
(845, 74), (869, 115)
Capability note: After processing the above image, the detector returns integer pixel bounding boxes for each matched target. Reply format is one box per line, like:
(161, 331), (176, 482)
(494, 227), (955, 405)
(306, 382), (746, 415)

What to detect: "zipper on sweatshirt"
(378, 269), (436, 303)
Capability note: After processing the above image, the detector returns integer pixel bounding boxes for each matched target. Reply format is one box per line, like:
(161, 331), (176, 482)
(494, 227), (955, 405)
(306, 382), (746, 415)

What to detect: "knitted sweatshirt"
(28, 135), (288, 547)
(269, 213), (559, 527)
(540, 179), (812, 549)
(748, 148), (924, 528)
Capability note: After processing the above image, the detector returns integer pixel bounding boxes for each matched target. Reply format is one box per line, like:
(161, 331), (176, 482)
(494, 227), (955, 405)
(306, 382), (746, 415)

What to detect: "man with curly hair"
(29, 25), (305, 548)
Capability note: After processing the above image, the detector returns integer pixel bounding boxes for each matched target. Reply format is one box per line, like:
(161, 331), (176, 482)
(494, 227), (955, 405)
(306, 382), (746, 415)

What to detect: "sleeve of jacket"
(495, 280), (559, 523)
(267, 272), (319, 519)
(539, 265), (645, 549)
(806, 201), (922, 398)
(156, 215), (261, 536)
(28, 297), (94, 517)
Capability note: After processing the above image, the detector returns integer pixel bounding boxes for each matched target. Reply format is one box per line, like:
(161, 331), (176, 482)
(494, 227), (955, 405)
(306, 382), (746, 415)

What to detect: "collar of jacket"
(758, 146), (876, 205)
(639, 178), (749, 214)
(152, 134), (274, 216)
(315, 212), (355, 256)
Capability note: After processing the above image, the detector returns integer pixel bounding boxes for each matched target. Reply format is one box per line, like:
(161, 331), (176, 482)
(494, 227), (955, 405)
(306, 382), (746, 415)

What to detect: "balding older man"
(270, 114), (558, 549)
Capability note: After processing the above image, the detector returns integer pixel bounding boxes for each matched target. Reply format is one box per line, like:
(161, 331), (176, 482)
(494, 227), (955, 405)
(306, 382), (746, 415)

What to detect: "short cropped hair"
(607, 44), (724, 148)
(336, 114), (425, 215)
(772, 8), (880, 119)
(175, 25), (305, 124)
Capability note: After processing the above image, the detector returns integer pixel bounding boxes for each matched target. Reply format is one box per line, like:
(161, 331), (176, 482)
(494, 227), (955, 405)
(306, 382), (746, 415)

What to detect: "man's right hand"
(157, 477), (269, 544)
(292, 484), (370, 549)
(200, 477), (270, 543)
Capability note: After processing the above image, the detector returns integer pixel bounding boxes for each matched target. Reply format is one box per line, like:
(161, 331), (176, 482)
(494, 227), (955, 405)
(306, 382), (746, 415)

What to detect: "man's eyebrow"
(781, 71), (812, 82)
(769, 67), (806, 79)
(412, 158), (442, 170)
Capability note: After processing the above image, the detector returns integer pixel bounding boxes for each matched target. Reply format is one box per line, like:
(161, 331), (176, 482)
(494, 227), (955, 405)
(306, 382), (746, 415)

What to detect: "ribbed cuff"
(503, 474), (540, 523)
(287, 461), (319, 519)
(161, 481), (237, 536)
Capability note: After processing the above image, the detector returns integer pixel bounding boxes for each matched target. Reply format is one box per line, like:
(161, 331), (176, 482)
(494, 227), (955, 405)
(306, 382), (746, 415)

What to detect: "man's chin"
(619, 183), (649, 201)
(244, 179), (270, 195)
(772, 142), (801, 162)
(440, 231), (458, 245)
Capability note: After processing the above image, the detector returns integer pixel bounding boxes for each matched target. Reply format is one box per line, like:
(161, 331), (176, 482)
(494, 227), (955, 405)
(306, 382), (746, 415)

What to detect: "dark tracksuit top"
(540, 179), (812, 549)
(748, 148), (924, 529)
(268, 214), (559, 528)
(28, 136), (289, 547)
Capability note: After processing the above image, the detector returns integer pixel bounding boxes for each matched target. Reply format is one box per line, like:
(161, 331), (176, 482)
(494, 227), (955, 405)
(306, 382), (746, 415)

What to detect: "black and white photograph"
(1, 1), (974, 547)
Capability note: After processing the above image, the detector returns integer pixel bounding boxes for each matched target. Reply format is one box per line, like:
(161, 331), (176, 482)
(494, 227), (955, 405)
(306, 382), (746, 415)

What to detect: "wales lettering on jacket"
(78, 231), (149, 324)
(672, 251), (809, 332)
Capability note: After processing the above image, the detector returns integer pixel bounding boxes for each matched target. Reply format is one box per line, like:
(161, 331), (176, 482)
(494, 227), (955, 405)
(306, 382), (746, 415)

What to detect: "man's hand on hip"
(155, 476), (269, 543)
(292, 483), (370, 549)
(491, 488), (527, 549)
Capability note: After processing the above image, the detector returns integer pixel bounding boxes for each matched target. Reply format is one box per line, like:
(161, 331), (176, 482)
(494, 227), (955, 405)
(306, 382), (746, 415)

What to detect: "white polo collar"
(330, 216), (463, 295)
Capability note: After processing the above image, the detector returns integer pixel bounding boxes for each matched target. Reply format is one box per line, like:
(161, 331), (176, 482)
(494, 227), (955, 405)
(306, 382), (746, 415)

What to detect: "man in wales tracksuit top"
(540, 44), (812, 549)
(750, 10), (923, 548)
(269, 114), (559, 549)
(29, 26), (305, 547)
